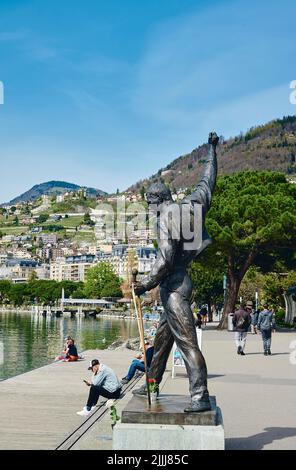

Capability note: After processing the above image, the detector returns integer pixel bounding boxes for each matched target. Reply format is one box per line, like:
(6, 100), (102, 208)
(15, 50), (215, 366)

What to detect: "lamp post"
(222, 275), (227, 322)
(255, 290), (258, 312)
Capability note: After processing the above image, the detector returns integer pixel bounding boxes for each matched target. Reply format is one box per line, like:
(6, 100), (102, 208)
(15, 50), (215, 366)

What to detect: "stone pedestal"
(113, 395), (225, 450)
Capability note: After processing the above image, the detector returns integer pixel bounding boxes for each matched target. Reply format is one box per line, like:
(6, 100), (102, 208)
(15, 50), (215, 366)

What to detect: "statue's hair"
(146, 182), (172, 202)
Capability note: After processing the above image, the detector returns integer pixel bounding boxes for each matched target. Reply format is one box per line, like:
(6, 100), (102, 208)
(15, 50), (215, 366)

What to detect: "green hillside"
(129, 115), (296, 193)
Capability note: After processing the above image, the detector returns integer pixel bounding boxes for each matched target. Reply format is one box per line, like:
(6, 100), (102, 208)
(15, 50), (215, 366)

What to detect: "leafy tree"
(84, 263), (122, 299)
(8, 284), (29, 306)
(83, 213), (95, 226)
(238, 267), (265, 305)
(58, 280), (84, 298)
(140, 186), (146, 200)
(0, 279), (86, 306)
(28, 270), (38, 283)
(261, 271), (296, 310)
(190, 261), (224, 321)
(206, 171), (296, 328)
(27, 280), (59, 304)
(72, 285), (86, 298)
(21, 204), (31, 216)
(0, 280), (12, 302)
(44, 225), (64, 232)
(101, 278), (123, 298)
(190, 245), (226, 321)
(38, 213), (49, 224)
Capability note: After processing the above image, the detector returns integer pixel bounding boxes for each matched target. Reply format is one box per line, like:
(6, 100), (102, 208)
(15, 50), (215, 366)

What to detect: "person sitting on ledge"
(121, 341), (154, 384)
(65, 338), (79, 362)
(77, 359), (122, 417)
(55, 337), (79, 362)
(55, 335), (72, 361)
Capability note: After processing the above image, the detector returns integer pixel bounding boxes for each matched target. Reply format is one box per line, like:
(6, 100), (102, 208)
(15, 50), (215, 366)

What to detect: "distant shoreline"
(0, 307), (139, 320)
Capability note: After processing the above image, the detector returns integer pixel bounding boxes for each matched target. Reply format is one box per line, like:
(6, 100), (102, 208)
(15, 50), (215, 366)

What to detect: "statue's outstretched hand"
(208, 132), (219, 148)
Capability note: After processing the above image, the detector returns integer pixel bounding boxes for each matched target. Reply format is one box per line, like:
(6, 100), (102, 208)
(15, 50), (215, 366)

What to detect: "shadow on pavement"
(208, 374), (225, 379)
(245, 352), (290, 356)
(226, 427), (296, 450)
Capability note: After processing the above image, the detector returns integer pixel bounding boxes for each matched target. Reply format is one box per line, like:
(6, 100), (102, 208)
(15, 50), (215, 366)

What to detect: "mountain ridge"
(4, 180), (107, 205)
(127, 115), (296, 193)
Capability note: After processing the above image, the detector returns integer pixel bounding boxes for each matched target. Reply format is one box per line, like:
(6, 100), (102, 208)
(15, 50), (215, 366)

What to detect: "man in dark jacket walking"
(232, 303), (252, 355)
(257, 304), (275, 355)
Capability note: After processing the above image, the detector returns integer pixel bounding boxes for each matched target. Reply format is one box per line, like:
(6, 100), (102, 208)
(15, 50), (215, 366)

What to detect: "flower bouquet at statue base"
(148, 378), (158, 403)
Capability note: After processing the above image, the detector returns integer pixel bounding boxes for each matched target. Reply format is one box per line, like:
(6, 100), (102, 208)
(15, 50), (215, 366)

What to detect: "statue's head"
(145, 182), (172, 205)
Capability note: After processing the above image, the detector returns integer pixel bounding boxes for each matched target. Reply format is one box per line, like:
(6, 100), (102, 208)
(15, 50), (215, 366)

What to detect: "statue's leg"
(165, 290), (210, 407)
(148, 306), (174, 384)
(132, 296), (174, 396)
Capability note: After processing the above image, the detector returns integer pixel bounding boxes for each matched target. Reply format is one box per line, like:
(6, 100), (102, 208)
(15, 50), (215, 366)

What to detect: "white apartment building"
(0, 260), (38, 282)
(97, 255), (127, 278)
(12, 249), (32, 260)
(56, 194), (65, 203)
(50, 247), (157, 283)
(50, 257), (94, 282)
(35, 264), (50, 280)
(0, 253), (8, 264)
(96, 247), (157, 279)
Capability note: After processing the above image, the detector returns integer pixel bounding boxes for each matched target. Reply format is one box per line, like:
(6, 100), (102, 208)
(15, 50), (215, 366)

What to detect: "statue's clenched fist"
(208, 132), (219, 148)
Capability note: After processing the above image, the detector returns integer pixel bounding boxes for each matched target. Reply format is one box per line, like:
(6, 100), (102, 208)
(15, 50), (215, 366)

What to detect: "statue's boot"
(132, 384), (159, 397)
(184, 396), (211, 413)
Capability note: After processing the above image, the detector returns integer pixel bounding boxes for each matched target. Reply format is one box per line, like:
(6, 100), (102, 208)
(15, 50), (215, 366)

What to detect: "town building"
(50, 255), (96, 282)
(0, 259), (39, 282)
(37, 234), (58, 245)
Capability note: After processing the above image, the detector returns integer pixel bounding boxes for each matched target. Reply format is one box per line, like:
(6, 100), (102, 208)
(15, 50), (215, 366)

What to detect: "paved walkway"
(166, 326), (296, 450)
(0, 326), (295, 450)
(0, 348), (137, 450)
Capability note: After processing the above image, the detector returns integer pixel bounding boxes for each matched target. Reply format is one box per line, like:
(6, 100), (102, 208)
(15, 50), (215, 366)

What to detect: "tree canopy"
(84, 263), (122, 299)
(206, 171), (296, 328)
(0, 279), (84, 306)
(190, 261), (224, 320)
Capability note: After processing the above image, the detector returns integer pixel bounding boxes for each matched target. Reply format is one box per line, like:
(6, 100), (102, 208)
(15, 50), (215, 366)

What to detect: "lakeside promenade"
(0, 326), (295, 450)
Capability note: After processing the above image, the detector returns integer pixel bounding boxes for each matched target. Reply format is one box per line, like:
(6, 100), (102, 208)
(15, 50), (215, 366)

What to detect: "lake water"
(0, 312), (139, 381)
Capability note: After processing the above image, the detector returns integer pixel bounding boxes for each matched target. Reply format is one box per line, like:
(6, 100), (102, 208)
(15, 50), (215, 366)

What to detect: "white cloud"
(0, 29), (58, 62)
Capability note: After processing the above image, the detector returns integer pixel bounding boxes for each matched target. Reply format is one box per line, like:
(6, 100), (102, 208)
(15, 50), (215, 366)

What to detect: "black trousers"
(261, 328), (272, 351)
(86, 385), (121, 409)
(148, 277), (209, 403)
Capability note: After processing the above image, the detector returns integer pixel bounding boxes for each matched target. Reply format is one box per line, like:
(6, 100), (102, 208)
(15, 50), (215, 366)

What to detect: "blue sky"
(0, 0), (295, 202)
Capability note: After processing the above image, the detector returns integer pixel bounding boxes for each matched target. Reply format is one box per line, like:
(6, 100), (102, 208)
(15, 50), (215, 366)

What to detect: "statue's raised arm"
(185, 132), (219, 213)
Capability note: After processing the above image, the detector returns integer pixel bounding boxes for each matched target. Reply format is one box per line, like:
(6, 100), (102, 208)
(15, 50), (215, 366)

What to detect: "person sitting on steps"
(121, 341), (154, 384)
(77, 359), (122, 417)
